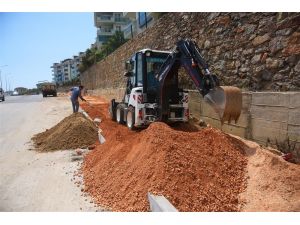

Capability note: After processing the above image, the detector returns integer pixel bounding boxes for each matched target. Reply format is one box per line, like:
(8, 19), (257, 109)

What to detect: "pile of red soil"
(32, 113), (98, 151)
(82, 112), (247, 211)
(80, 96), (300, 212)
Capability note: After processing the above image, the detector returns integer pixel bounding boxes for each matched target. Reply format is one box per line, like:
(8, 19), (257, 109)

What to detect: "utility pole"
(5, 74), (7, 92)
(0, 65), (8, 89)
(8, 78), (11, 92)
(5, 73), (12, 93)
(9, 77), (14, 93)
(9, 75), (14, 93)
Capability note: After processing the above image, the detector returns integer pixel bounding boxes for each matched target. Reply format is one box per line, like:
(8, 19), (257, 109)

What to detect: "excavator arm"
(157, 39), (242, 124)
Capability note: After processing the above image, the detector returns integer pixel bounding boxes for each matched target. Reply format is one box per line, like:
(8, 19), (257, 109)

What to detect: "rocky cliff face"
(81, 12), (300, 91)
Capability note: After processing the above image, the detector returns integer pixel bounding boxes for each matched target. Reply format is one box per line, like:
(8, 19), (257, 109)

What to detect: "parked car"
(0, 88), (5, 101)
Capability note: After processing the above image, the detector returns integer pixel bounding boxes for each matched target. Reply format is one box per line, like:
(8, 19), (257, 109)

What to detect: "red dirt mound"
(80, 96), (300, 212)
(82, 120), (247, 211)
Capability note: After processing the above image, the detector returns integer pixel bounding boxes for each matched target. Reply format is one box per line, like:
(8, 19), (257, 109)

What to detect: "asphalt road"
(0, 95), (100, 211)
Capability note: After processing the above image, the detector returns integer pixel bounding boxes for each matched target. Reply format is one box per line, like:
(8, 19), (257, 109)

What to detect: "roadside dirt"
(80, 96), (300, 212)
(32, 112), (98, 152)
(236, 138), (300, 211)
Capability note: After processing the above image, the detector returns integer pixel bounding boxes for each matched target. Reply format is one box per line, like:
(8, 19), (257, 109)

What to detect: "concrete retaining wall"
(190, 90), (300, 149)
(88, 88), (300, 150)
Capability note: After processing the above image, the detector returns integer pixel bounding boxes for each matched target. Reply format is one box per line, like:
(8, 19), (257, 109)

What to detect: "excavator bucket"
(204, 86), (242, 124)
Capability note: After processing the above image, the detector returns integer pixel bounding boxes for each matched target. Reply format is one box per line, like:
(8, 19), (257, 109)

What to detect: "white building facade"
(51, 52), (85, 85)
(94, 12), (131, 49)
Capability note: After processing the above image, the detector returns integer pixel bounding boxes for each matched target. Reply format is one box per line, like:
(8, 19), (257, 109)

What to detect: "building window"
(101, 27), (112, 32)
(138, 12), (152, 28)
(116, 25), (121, 31)
(98, 35), (110, 42)
(98, 14), (111, 21)
(115, 13), (121, 22)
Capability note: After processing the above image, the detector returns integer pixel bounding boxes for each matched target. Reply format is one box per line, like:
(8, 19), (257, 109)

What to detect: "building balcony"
(114, 17), (130, 24)
(97, 28), (115, 36)
(95, 15), (114, 27)
(95, 15), (130, 27)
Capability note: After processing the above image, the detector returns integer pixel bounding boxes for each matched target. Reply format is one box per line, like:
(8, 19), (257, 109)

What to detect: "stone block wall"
(81, 12), (300, 92)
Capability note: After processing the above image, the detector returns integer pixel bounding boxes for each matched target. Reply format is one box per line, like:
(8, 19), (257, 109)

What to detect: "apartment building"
(62, 58), (72, 82)
(94, 12), (131, 48)
(51, 63), (62, 84)
(51, 52), (85, 85)
(70, 56), (81, 79)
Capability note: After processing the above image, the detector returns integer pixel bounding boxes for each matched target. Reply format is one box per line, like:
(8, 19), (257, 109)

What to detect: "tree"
(78, 31), (128, 73)
(101, 31), (127, 57)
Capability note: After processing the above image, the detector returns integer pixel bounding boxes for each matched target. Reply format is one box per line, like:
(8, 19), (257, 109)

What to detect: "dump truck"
(109, 39), (242, 129)
(39, 82), (57, 97)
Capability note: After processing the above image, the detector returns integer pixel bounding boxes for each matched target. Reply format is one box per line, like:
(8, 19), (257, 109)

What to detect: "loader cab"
(124, 57), (135, 96)
(124, 49), (170, 102)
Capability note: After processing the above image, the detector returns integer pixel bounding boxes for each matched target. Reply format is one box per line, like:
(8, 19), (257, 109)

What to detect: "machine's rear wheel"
(126, 106), (135, 130)
(116, 104), (124, 124)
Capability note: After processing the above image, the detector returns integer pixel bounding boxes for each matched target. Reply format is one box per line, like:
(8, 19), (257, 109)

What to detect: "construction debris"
(94, 118), (102, 124)
(98, 129), (106, 144)
(32, 113), (98, 152)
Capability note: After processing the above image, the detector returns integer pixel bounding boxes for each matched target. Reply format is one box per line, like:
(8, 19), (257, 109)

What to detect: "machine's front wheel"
(116, 104), (124, 124)
(126, 106), (135, 130)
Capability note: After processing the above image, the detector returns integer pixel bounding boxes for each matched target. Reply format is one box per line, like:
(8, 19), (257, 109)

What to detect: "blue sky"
(0, 13), (96, 89)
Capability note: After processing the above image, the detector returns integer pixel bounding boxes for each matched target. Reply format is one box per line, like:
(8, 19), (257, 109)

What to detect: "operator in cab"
(146, 62), (161, 102)
(147, 62), (160, 91)
(70, 85), (86, 113)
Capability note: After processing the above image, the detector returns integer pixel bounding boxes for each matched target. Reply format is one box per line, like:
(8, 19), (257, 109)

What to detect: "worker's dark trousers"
(71, 99), (79, 113)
